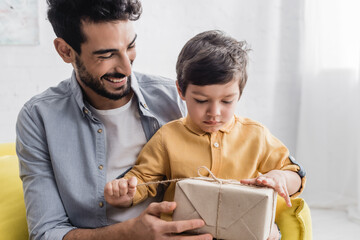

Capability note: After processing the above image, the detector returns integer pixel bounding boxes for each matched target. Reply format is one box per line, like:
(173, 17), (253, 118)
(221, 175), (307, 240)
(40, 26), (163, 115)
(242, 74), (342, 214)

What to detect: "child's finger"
(104, 182), (114, 196)
(282, 187), (292, 207)
(240, 178), (257, 185)
(127, 177), (137, 197)
(112, 179), (121, 197)
(118, 178), (129, 196)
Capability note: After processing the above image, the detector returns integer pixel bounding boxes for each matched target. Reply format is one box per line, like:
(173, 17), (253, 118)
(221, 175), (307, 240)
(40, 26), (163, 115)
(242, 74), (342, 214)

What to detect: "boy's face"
(178, 79), (240, 133)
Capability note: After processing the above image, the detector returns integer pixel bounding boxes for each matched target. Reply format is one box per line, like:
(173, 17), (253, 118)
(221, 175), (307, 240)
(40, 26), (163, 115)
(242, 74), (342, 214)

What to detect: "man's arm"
(16, 105), (78, 240)
(64, 202), (212, 240)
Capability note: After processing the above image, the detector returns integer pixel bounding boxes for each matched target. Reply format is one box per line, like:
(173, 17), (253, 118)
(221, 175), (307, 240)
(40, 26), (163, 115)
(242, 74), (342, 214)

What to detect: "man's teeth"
(106, 77), (125, 83)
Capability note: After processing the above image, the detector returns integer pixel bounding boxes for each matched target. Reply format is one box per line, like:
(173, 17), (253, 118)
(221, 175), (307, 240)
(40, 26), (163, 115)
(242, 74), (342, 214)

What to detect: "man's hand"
(104, 176), (137, 207)
(64, 201), (213, 240)
(127, 201), (213, 240)
(240, 170), (292, 207)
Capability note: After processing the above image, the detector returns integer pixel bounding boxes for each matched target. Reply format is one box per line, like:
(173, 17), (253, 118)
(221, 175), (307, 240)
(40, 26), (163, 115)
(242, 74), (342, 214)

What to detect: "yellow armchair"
(0, 143), (28, 240)
(0, 143), (312, 240)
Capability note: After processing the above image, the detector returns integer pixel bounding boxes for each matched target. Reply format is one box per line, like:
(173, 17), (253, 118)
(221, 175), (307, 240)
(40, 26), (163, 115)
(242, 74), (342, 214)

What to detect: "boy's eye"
(99, 53), (114, 59)
(222, 100), (233, 104)
(194, 99), (207, 104)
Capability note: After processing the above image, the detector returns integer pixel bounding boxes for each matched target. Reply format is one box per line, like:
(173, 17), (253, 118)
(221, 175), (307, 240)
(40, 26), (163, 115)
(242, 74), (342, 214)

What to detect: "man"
(16, 0), (212, 239)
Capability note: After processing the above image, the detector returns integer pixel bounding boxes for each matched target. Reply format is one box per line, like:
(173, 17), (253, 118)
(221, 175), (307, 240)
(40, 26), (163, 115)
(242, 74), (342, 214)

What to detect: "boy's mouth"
(203, 120), (220, 125)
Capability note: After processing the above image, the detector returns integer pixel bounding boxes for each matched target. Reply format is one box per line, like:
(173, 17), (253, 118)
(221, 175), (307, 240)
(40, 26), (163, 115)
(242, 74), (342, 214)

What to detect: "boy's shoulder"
(235, 115), (264, 127)
(159, 118), (185, 130)
(234, 115), (269, 133)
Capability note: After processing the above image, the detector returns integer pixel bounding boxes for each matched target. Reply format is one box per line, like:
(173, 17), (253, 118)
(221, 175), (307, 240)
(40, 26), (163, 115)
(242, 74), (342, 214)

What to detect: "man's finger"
(146, 201), (177, 217)
(162, 219), (206, 234)
(169, 233), (212, 240)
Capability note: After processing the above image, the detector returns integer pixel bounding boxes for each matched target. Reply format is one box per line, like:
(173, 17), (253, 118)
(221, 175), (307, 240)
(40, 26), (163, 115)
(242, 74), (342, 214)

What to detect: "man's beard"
(75, 56), (132, 100)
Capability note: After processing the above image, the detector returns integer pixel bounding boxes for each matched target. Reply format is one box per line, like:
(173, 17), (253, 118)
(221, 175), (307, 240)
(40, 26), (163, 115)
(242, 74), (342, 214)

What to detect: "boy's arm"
(115, 127), (170, 206)
(241, 169), (301, 207)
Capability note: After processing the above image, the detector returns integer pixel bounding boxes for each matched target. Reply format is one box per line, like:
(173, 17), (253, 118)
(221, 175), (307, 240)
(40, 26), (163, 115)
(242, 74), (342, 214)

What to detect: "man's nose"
(115, 53), (132, 77)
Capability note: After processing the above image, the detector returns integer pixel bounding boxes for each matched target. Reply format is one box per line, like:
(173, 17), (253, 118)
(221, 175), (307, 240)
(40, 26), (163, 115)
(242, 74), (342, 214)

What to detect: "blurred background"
(1, 0), (359, 238)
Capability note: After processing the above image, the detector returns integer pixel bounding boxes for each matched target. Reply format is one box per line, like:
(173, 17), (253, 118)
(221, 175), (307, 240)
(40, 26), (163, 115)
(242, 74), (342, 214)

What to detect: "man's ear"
(176, 80), (186, 100)
(53, 38), (75, 63)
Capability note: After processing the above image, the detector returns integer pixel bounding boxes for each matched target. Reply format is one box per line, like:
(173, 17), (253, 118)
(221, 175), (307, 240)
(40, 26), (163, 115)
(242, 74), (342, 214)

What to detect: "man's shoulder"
(23, 78), (72, 110)
(134, 72), (176, 87)
(133, 72), (186, 123)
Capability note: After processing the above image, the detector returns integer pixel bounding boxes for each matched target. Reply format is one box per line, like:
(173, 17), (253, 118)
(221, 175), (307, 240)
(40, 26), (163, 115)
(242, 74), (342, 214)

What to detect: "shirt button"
(98, 165), (103, 170)
(99, 201), (104, 208)
(97, 129), (103, 133)
(143, 103), (148, 109)
(213, 142), (219, 148)
(83, 109), (89, 114)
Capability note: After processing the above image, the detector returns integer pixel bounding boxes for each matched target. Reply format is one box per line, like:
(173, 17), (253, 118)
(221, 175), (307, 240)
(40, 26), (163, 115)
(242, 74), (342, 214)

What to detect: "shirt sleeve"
(124, 128), (169, 205)
(258, 126), (306, 197)
(16, 105), (76, 240)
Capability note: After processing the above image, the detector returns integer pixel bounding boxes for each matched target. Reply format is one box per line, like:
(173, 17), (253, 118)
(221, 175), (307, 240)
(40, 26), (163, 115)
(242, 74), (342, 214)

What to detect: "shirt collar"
(183, 115), (236, 136)
(130, 72), (150, 111)
(69, 71), (88, 117)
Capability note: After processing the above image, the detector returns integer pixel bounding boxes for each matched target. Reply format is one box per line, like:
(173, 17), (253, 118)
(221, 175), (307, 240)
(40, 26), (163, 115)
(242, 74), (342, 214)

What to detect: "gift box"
(173, 177), (277, 240)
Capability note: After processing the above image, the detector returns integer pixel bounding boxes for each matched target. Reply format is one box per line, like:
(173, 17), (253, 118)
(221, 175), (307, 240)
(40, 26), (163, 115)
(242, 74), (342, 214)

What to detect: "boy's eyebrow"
(92, 34), (137, 55)
(192, 91), (238, 97)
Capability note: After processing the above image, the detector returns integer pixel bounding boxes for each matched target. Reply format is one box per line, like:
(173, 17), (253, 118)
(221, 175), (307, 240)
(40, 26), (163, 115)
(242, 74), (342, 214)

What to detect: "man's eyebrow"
(92, 34), (137, 55)
(92, 48), (118, 55)
(128, 34), (137, 47)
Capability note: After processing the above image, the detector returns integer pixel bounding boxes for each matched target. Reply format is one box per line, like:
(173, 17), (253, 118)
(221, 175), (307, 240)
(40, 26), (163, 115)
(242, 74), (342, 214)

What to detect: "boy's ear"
(176, 80), (186, 100)
(53, 38), (76, 63)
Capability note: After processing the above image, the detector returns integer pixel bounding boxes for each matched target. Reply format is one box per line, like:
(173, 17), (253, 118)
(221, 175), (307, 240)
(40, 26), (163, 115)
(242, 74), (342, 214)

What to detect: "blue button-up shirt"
(16, 71), (186, 240)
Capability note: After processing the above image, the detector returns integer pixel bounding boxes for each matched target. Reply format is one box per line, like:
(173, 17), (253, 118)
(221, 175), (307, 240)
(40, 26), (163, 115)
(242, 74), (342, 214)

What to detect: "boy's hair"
(176, 30), (249, 96)
(47, 0), (142, 54)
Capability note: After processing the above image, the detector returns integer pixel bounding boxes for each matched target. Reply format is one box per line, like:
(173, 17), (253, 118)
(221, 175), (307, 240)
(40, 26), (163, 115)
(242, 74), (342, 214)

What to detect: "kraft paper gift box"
(173, 178), (277, 240)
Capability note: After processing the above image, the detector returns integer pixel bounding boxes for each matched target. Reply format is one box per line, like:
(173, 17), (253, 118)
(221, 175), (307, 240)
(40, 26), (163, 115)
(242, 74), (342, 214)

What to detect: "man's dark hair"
(47, 0), (142, 54)
(176, 30), (250, 96)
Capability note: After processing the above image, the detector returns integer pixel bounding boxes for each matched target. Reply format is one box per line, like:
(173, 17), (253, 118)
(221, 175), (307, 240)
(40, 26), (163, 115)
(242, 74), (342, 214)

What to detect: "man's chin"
(100, 85), (132, 101)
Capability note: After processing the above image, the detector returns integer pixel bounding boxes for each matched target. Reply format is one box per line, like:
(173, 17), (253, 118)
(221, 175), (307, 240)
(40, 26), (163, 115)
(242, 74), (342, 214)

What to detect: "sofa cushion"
(0, 142), (16, 156)
(0, 155), (28, 239)
(275, 196), (312, 240)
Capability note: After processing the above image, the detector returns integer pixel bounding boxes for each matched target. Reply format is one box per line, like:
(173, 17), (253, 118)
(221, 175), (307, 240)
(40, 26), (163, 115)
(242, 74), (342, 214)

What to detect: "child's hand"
(104, 176), (137, 207)
(240, 170), (292, 207)
(267, 223), (280, 240)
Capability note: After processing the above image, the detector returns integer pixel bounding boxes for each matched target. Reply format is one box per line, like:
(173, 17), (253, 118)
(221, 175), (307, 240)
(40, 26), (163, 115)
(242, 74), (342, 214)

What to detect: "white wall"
(0, 0), (302, 155)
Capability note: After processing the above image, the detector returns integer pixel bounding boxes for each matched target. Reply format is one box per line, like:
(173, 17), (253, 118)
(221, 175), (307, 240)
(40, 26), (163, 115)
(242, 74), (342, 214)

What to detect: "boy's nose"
(207, 103), (221, 116)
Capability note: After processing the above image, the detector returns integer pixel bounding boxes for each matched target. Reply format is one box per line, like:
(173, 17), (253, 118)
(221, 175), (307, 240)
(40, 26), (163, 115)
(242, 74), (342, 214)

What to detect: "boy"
(104, 30), (305, 238)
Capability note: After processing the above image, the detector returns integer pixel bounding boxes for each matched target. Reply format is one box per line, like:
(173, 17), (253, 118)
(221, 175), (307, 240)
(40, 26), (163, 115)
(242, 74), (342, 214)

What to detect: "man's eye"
(99, 54), (114, 59)
(128, 44), (136, 49)
(194, 99), (207, 104)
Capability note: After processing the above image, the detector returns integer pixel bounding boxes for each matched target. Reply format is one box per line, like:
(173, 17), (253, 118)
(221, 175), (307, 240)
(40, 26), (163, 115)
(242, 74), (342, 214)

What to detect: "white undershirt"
(89, 97), (158, 224)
